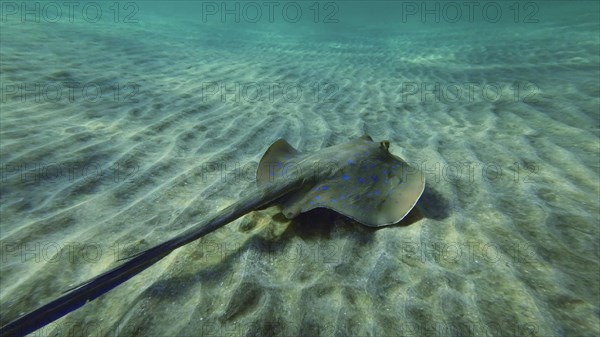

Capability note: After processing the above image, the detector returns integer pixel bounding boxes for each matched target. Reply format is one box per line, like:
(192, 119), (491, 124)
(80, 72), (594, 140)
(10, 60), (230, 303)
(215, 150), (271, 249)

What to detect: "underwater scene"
(0, 1), (599, 336)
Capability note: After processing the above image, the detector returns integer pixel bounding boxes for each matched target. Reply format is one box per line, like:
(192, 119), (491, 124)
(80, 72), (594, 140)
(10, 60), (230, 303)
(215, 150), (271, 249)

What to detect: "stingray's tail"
(0, 242), (172, 337)
(0, 210), (235, 337)
(0, 181), (291, 337)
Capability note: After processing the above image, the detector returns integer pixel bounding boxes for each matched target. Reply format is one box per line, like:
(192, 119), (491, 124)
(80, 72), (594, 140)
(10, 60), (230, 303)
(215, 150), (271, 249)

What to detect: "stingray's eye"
(380, 141), (390, 151)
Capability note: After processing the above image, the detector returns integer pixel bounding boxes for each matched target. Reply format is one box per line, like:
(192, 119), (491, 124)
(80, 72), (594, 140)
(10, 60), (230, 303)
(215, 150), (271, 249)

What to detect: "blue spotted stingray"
(256, 135), (425, 226)
(2, 135), (425, 336)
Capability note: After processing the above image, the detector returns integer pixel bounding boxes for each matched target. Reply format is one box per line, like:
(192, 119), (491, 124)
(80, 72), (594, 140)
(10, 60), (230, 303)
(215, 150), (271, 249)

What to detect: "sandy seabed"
(1, 9), (599, 337)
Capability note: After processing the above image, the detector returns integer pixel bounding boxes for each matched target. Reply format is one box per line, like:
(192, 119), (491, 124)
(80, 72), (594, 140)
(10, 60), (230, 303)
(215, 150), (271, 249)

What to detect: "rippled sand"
(1, 8), (599, 337)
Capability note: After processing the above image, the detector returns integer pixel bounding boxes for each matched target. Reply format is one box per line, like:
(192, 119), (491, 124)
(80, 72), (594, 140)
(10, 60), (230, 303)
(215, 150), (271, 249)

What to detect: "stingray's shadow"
(414, 185), (451, 221)
(110, 185), (451, 330)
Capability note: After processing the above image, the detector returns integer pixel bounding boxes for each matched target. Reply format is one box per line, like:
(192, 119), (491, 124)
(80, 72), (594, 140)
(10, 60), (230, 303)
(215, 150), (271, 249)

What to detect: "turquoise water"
(1, 1), (599, 336)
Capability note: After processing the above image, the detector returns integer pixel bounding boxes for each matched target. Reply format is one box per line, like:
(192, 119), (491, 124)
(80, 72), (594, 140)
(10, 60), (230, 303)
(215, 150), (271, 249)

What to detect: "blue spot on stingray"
(331, 198), (337, 203)
(315, 195), (320, 200)
(270, 171), (275, 177)
(314, 186), (320, 191)
(277, 163), (282, 168)
(348, 159), (354, 164)
(310, 201), (314, 205)
(371, 163), (377, 169)
(357, 177), (364, 184)
(342, 175), (349, 181)
(340, 195), (345, 200)
(366, 192), (371, 198)
(383, 169), (388, 175)
(371, 175), (378, 182)
(374, 190), (380, 195)
(322, 185), (329, 191)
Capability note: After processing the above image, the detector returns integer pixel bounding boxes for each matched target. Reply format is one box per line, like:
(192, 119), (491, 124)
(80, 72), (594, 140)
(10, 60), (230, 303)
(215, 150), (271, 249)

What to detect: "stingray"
(0, 135), (425, 336)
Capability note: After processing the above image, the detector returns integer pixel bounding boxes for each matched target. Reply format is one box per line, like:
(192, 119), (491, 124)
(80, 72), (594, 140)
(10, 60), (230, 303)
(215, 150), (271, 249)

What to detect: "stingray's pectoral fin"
(256, 139), (302, 187)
